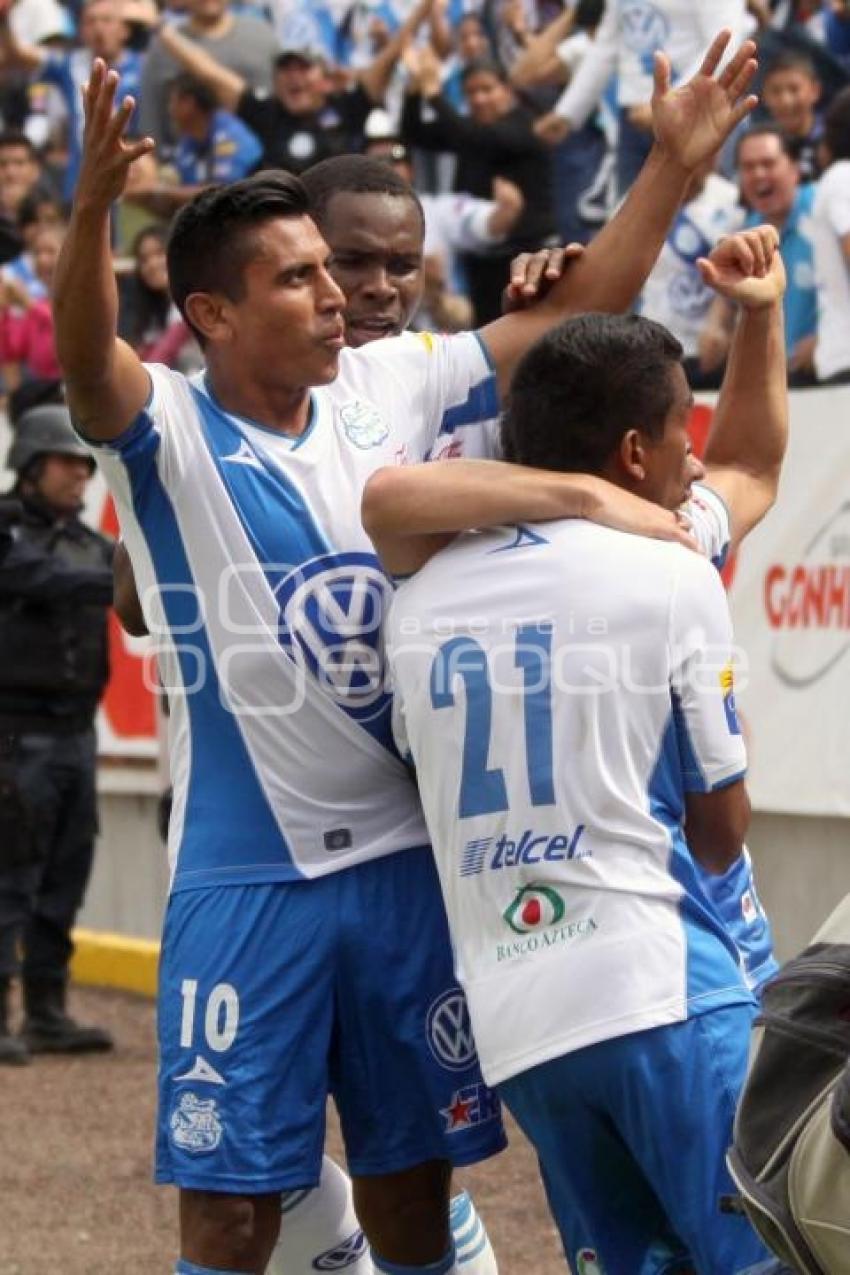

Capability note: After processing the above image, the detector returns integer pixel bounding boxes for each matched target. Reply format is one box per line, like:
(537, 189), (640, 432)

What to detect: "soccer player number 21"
(429, 625), (556, 819)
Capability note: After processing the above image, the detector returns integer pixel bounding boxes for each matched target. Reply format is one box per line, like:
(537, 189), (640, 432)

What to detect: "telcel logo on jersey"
(460, 826), (586, 877)
(497, 884), (597, 963)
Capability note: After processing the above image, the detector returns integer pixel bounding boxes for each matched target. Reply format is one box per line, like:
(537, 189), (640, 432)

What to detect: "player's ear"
(619, 429), (647, 483)
(184, 291), (233, 345)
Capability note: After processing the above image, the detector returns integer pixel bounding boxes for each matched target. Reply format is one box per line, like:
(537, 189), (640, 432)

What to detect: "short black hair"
(501, 313), (684, 475)
(169, 73), (218, 116)
(301, 154), (423, 231)
(461, 57), (508, 87)
(763, 50), (819, 83)
(735, 124), (796, 165)
(166, 170), (311, 341)
(824, 85), (850, 162)
(0, 130), (38, 159)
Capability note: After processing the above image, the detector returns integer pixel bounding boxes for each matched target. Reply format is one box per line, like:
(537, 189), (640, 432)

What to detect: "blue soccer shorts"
(155, 844), (505, 1193)
(499, 1004), (784, 1275)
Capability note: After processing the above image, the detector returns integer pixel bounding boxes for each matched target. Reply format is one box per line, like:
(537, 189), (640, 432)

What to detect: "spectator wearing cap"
(154, 0), (436, 172)
(699, 125), (817, 385)
(138, 0), (276, 149)
(0, 0), (144, 200)
(811, 85), (850, 383)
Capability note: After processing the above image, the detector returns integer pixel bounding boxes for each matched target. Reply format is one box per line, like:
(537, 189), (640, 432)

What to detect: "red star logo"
(440, 1091), (474, 1131)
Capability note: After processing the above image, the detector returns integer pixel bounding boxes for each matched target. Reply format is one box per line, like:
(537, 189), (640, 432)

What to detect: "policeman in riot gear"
(0, 404), (114, 1064)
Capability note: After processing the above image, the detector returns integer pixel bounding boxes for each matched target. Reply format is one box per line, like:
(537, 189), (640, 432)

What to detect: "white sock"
(266, 1161), (497, 1275)
(267, 1156), (372, 1274)
(450, 1191), (498, 1275)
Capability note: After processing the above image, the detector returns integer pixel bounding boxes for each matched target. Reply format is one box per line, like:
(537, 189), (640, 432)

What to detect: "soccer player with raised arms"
(56, 36), (758, 1275)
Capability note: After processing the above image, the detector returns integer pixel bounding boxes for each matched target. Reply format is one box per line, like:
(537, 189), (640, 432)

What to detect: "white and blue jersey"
(86, 330), (499, 891)
(40, 48), (143, 198)
(388, 517), (754, 1087)
(172, 109), (263, 185)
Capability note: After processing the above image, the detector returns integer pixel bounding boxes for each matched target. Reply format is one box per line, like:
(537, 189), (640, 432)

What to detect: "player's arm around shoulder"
(53, 60), (153, 442)
(362, 461), (698, 578)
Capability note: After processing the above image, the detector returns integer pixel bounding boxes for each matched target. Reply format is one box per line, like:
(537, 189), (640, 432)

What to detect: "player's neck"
(206, 369), (312, 437)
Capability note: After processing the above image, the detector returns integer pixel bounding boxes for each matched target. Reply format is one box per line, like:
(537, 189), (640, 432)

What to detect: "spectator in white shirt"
(811, 84), (850, 382)
(534, 1), (750, 195)
(640, 155), (744, 385)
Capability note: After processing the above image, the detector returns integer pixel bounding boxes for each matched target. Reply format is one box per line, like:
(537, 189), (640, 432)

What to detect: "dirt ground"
(0, 985), (566, 1275)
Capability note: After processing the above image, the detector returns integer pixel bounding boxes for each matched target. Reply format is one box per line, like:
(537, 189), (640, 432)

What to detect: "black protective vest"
(0, 495), (113, 729)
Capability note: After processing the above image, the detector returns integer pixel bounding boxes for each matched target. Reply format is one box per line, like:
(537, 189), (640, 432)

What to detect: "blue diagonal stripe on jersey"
(128, 418), (297, 886)
(437, 373), (499, 436)
(191, 385), (331, 590)
(191, 386), (403, 758)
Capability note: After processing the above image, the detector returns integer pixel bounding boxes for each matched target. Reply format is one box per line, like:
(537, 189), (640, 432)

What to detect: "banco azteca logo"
(503, 884), (565, 935)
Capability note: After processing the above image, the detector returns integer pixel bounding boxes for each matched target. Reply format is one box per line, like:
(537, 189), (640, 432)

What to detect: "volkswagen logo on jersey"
(312, 1228), (369, 1270)
(276, 553), (394, 728)
(503, 884), (566, 935)
(426, 988), (478, 1071)
(621, 1), (669, 54)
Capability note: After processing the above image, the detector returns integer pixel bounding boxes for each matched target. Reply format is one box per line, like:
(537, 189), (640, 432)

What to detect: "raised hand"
(76, 59), (155, 211)
(697, 225), (786, 310)
(652, 30), (758, 171)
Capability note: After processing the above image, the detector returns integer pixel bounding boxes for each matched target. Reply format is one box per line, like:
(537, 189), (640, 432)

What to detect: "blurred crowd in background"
(1, 0), (850, 425)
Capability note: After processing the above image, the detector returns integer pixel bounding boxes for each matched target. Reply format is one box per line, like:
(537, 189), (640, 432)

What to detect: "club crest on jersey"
(339, 399), (389, 449)
(312, 1228), (369, 1270)
(276, 553), (394, 725)
(170, 1092), (223, 1155)
(503, 884), (565, 934)
(426, 988), (478, 1071)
